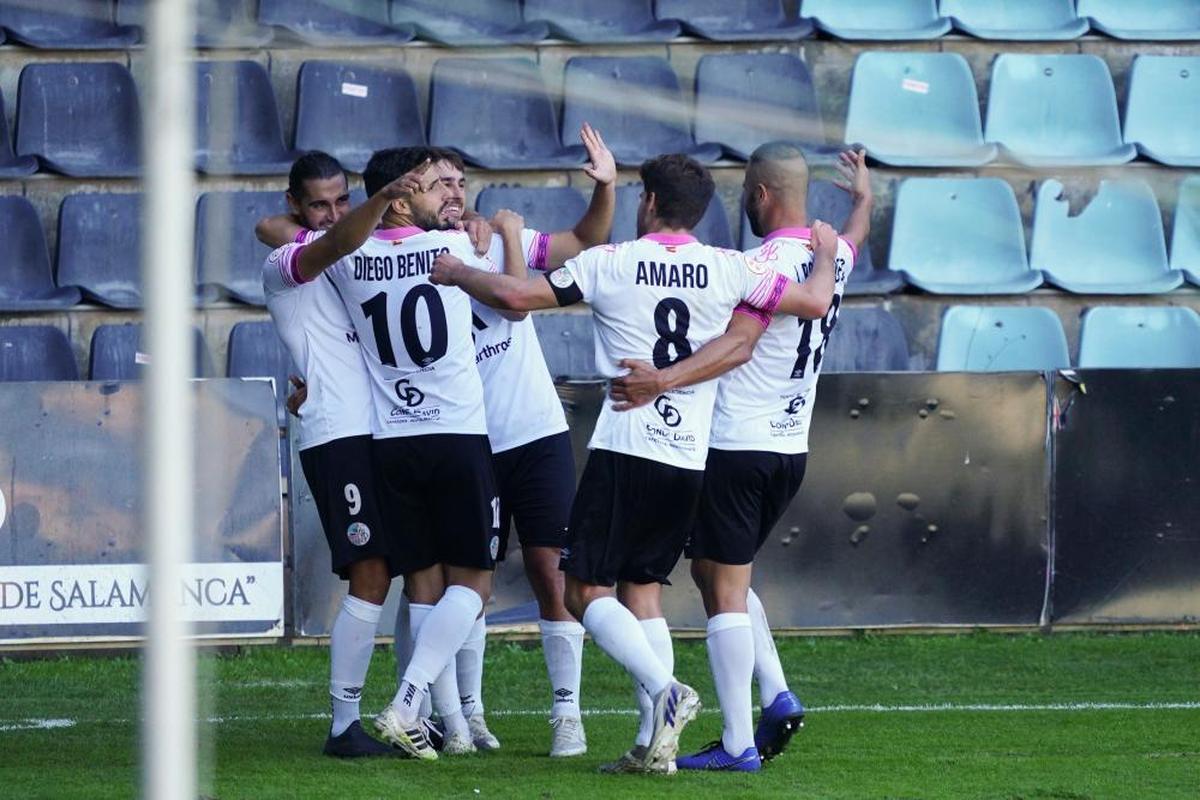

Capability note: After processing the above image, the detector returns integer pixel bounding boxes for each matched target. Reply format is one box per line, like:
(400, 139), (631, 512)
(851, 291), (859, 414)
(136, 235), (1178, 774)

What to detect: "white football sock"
(329, 594), (382, 737)
(582, 598), (672, 706)
(403, 601), (435, 718)
(707, 612), (755, 754)
(747, 588), (789, 707)
(392, 585), (483, 725)
(456, 614), (487, 718)
(394, 592), (413, 688)
(540, 619), (585, 720)
(431, 659), (470, 739)
(634, 617), (674, 747)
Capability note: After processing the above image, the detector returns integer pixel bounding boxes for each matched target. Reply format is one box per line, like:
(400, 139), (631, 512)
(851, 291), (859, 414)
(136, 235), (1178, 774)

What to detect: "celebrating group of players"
(259, 121), (871, 774)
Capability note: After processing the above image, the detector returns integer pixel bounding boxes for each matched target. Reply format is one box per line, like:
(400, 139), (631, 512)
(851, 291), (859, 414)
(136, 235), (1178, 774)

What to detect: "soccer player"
(267, 149), (505, 760)
(429, 154), (840, 773)
(609, 143), (872, 771)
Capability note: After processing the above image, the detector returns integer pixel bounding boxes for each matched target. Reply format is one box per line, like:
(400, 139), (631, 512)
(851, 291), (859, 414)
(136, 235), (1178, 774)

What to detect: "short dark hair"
(362, 146), (465, 197)
(287, 151), (346, 200)
(639, 154), (714, 230)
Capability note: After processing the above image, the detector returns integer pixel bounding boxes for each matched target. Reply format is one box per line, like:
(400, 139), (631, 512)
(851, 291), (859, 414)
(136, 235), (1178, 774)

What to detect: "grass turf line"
(1, 632), (1198, 799)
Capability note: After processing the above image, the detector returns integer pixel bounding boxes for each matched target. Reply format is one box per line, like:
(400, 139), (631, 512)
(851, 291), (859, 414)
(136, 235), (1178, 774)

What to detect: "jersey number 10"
(361, 287), (449, 368)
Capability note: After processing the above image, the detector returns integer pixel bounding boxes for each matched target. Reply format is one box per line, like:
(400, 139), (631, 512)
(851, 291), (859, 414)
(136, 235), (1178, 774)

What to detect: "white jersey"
(711, 228), (857, 454)
(554, 233), (791, 470)
(472, 228), (568, 453)
(275, 227), (491, 439)
(262, 229), (373, 451)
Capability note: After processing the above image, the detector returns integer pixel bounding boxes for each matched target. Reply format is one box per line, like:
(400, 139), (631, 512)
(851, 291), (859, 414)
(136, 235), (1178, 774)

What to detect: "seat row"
(0, 1), (1195, 48)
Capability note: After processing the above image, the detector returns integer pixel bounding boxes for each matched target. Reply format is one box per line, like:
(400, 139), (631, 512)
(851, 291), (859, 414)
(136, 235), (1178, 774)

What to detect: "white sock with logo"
(329, 594), (382, 737)
(582, 598), (672, 713)
(707, 612), (755, 755)
(431, 662), (470, 740)
(540, 619), (585, 720)
(456, 614), (487, 718)
(634, 617), (674, 747)
(401, 600), (435, 718)
(393, 585), (483, 725)
(747, 588), (789, 707)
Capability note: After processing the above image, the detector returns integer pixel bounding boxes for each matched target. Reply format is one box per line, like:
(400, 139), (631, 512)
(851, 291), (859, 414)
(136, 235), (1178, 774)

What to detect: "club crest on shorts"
(347, 522), (371, 546)
(489, 534), (500, 560)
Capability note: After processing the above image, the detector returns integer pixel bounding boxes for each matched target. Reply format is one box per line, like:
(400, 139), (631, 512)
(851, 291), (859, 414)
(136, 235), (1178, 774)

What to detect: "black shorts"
(372, 433), (499, 575)
(493, 431), (576, 561)
(560, 449), (704, 587)
(689, 449), (808, 566)
(298, 435), (397, 580)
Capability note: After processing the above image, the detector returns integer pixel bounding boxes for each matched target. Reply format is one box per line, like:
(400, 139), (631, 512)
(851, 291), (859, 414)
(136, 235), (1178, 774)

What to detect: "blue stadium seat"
(196, 190), (288, 306)
(474, 186), (588, 235)
(531, 313), (597, 379)
(890, 178), (1041, 295)
(1124, 56), (1200, 168)
(823, 307), (911, 372)
(194, 60), (297, 176)
(1032, 179), (1182, 295)
(1078, 307), (1200, 368)
(610, 184), (732, 249)
(257, 0), (412, 45)
(0, 87), (36, 177)
(0, 0), (138, 49)
(741, 179), (904, 295)
(228, 321), (291, 426)
(14, 62), (141, 177)
(561, 57), (722, 167)
(118, 0), (272, 47)
(294, 61), (425, 173)
(88, 323), (212, 381)
(0, 326), (77, 381)
(1171, 177), (1200, 287)
(800, 0), (949, 40)
(56, 193), (145, 309)
(942, 0), (1087, 40)
(985, 54), (1136, 167)
(844, 52), (995, 167)
(525, 0), (679, 43)
(391, 0), (546, 45)
(0, 196), (80, 311)
(1078, 0), (1200, 41)
(656, 0), (813, 41)
(693, 53), (826, 161)
(936, 306), (1069, 372)
(429, 58), (582, 170)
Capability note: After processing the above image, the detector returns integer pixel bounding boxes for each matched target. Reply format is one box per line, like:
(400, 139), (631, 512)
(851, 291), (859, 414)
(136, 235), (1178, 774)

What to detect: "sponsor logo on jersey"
(394, 379), (425, 407)
(489, 534), (500, 561)
(785, 394), (807, 415)
(347, 522), (371, 546)
(654, 395), (682, 428)
(476, 337), (513, 364)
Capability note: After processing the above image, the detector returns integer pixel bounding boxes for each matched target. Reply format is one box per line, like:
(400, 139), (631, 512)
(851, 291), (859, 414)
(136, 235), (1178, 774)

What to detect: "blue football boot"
(676, 740), (762, 772)
(754, 690), (805, 761)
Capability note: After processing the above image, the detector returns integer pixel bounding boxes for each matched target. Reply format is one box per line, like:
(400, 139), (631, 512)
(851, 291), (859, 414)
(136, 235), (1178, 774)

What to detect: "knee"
(563, 579), (591, 620)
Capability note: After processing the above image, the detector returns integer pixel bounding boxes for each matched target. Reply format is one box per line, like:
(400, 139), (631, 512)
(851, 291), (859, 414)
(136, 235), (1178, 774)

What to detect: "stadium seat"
(941, 0), (1088, 40)
(88, 323), (212, 381)
(429, 58), (582, 170)
(194, 60), (297, 176)
(56, 193), (145, 309)
(14, 62), (141, 177)
(844, 52), (996, 167)
(610, 184), (732, 249)
(985, 54), (1136, 167)
(474, 186), (588, 235)
(561, 57), (722, 167)
(293, 61), (425, 173)
(1078, 307), (1200, 368)
(936, 306), (1069, 372)
(800, 0), (950, 40)
(525, 0), (679, 43)
(531, 313), (598, 379)
(741, 179), (904, 295)
(1124, 56), (1200, 168)
(1077, 0), (1200, 41)
(890, 178), (1041, 294)
(391, 0), (546, 45)
(227, 321), (291, 426)
(257, 0), (412, 45)
(195, 190), (288, 306)
(1171, 177), (1200, 287)
(117, 0), (272, 47)
(0, 88), (36, 178)
(1032, 179), (1183, 295)
(693, 53), (826, 161)
(656, 0), (813, 41)
(823, 307), (911, 372)
(0, 196), (80, 311)
(0, 0), (138, 49)
(0, 326), (77, 382)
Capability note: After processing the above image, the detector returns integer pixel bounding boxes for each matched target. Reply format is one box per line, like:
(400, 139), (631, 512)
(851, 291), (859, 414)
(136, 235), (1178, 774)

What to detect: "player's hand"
(380, 158), (434, 200)
(285, 375), (307, 417)
(580, 122), (616, 186)
(811, 219), (838, 260)
(430, 252), (467, 286)
(458, 214), (493, 256)
(609, 359), (665, 411)
(834, 147), (871, 202)
(492, 209), (525, 240)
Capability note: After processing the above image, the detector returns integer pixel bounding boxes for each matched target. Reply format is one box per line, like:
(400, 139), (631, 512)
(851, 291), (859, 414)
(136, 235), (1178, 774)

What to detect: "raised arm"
(256, 214), (306, 249)
(834, 148), (873, 254)
(546, 123), (617, 269)
(430, 255), (565, 312)
(772, 220), (838, 320)
(492, 209), (530, 321)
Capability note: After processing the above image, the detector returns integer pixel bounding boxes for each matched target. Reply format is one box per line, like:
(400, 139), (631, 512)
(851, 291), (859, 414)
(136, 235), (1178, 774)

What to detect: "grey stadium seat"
(56, 193), (146, 309)
(0, 196), (80, 311)
(823, 307), (911, 372)
(0, 0), (138, 49)
(474, 186), (589, 235)
(227, 320), (291, 426)
(656, 0), (813, 42)
(0, 326), (78, 381)
(391, 0), (546, 45)
(525, 0), (679, 43)
(194, 60), (298, 176)
(195, 190), (289, 306)
(88, 323), (212, 381)
(257, 0), (412, 45)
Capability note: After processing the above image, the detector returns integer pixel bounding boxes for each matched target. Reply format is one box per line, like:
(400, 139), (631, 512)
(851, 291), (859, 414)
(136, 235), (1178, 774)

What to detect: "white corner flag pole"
(141, 0), (196, 798)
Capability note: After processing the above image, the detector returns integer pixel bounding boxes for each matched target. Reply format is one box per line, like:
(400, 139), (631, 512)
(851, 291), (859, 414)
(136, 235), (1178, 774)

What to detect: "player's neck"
(644, 222), (693, 237)
(763, 207), (807, 235)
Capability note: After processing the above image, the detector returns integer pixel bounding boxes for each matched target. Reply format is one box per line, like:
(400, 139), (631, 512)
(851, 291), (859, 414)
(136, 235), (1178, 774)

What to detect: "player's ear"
(285, 191), (301, 216)
(643, 191), (657, 217)
(389, 196), (410, 218)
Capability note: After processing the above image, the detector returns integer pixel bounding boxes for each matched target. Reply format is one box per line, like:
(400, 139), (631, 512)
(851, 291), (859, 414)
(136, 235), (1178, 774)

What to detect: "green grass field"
(2, 632), (1199, 799)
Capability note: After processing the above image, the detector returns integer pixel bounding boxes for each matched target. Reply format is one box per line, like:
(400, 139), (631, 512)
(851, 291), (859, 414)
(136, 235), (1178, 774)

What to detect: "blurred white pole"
(141, 0), (196, 799)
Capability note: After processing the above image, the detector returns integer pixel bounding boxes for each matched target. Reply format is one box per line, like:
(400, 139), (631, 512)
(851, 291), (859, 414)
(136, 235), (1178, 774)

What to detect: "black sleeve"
(545, 269), (584, 307)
